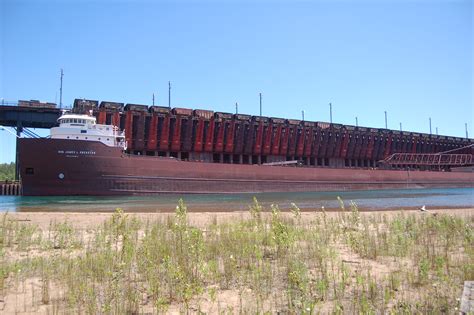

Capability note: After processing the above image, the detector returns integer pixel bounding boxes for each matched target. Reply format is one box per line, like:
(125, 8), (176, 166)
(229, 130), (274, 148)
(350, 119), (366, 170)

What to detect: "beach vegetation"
(0, 200), (472, 313)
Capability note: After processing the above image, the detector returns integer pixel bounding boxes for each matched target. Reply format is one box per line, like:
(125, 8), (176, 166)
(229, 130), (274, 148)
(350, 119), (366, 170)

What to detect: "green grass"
(0, 199), (472, 314)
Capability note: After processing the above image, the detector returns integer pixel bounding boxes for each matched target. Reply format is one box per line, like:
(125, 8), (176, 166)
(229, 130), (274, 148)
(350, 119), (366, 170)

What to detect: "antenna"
(384, 111), (387, 129)
(400, 122), (402, 132)
(466, 123), (469, 139)
(235, 102), (238, 114)
(259, 93), (262, 116)
(302, 110), (305, 121)
(59, 68), (63, 109)
(168, 81), (171, 109)
(355, 116), (358, 127)
(329, 102), (332, 123)
(152, 93), (155, 106)
(429, 117), (432, 135)
(436, 127), (438, 135)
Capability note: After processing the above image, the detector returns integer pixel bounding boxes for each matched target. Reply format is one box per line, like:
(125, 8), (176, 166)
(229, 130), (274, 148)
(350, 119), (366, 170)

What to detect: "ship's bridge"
(51, 113), (126, 149)
(57, 114), (96, 126)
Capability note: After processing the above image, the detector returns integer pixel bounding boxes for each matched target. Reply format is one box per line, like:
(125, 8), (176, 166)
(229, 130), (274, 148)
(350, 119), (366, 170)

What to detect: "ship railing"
(262, 160), (302, 166)
(382, 153), (473, 166)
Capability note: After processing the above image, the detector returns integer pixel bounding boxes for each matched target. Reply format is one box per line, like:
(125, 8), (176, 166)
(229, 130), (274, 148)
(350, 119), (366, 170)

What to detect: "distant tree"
(0, 162), (16, 181)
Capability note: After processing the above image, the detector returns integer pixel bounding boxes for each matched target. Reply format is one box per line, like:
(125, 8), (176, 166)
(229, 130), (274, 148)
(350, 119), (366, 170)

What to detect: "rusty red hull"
(18, 138), (474, 196)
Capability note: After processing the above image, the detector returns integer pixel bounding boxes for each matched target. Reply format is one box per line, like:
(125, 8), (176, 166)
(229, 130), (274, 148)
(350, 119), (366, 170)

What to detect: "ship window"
(107, 138), (109, 141)
(25, 167), (34, 175)
(98, 138), (101, 140)
(73, 119), (77, 123)
(81, 130), (87, 133)
(76, 137), (79, 139)
(85, 137), (88, 139)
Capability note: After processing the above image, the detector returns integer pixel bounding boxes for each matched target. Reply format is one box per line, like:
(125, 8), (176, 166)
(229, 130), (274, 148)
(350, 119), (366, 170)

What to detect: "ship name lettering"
(58, 150), (95, 155)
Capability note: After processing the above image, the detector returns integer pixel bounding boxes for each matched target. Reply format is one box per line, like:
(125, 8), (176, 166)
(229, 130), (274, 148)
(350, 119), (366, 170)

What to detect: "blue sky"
(1, 0), (472, 163)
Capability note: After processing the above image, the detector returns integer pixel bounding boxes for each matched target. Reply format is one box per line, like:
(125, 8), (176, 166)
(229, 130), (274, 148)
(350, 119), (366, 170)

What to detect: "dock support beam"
(15, 124), (22, 181)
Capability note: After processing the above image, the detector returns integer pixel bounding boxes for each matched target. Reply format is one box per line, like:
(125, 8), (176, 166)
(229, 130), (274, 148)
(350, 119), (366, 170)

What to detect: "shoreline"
(4, 207), (474, 230)
(7, 203), (473, 212)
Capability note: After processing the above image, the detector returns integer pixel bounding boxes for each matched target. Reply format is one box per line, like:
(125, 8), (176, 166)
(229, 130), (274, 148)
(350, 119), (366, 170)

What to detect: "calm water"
(0, 188), (473, 213)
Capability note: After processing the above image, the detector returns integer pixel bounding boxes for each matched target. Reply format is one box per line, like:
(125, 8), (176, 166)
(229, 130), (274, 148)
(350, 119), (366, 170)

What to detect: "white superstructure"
(51, 112), (126, 149)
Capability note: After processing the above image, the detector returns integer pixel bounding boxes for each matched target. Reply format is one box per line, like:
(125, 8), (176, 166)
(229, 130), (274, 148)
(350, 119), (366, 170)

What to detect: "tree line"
(0, 162), (15, 181)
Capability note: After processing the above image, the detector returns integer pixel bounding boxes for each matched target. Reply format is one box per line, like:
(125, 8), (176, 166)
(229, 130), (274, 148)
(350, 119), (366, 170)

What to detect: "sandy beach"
(1, 206), (473, 314)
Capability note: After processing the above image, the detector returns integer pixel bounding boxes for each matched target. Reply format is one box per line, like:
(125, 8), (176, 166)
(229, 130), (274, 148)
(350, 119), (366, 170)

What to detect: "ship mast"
(168, 81), (171, 109)
(59, 68), (63, 109)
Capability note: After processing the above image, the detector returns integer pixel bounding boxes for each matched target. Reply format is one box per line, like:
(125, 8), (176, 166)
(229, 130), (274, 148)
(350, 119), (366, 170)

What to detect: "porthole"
(76, 137), (79, 139)
(58, 173), (65, 180)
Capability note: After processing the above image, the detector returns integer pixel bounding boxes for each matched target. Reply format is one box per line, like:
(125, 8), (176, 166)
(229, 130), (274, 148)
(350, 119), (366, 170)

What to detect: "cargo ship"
(18, 99), (474, 196)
